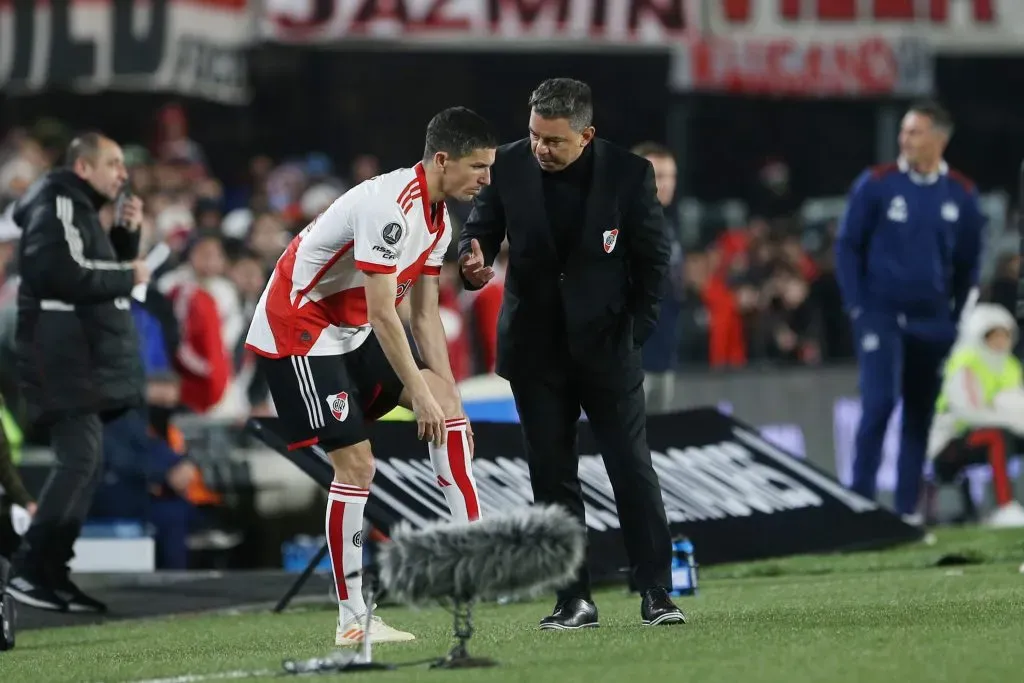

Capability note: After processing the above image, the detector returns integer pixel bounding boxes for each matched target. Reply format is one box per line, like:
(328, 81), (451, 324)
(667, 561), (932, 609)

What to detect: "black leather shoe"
(641, 588), (686, 626)
(50, 571), (107, 614)
(539, 598), (599, 630)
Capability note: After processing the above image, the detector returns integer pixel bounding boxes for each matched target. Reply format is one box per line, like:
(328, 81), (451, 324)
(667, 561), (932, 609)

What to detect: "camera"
(0, 556), (15, 651)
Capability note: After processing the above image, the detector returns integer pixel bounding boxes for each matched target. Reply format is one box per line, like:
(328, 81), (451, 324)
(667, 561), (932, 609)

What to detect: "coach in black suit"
(458, 78), (685, 630)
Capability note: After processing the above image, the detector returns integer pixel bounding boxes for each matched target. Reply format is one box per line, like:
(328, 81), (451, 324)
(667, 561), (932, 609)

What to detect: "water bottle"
(669, 537), (698, 597)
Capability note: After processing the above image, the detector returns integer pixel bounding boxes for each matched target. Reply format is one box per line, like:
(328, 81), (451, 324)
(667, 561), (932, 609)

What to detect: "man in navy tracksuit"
(836, 101), (986, 520)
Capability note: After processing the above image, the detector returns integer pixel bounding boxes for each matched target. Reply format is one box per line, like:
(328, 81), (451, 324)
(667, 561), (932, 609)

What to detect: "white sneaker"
(335, 614), (416, 646)
(985, 501), (1024, 528)
(901, 513), (925, 527)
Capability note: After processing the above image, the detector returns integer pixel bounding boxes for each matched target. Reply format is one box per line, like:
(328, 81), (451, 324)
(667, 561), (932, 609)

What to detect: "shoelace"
(340, 614), (387, 631)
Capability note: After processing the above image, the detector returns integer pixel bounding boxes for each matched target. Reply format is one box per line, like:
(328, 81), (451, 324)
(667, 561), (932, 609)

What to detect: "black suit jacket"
(459, 138), (671, 380)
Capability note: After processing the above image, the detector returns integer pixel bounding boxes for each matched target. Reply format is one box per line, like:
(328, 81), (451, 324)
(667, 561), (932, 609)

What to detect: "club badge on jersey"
(603, 229), (619, 253)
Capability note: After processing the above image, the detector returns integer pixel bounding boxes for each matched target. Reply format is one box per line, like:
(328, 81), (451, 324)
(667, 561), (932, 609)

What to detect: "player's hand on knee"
(412, 391), (447, 446)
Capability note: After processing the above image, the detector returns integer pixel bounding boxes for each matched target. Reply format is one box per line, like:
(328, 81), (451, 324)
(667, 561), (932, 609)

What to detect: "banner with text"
(700, 0), (1020, 55)
(0, 0), (252, 104)
(261, 0), (1023, 53)
(669, 35), (933, 97)
(262, 0), (694, 45)
(360, 408), (922, 583)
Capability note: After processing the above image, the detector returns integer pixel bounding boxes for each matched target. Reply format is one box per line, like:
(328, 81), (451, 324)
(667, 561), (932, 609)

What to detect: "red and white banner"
(669, 36), (933, 97)
(0, 0), (253, 104)
(702, 0), (1020, 55)
(262, 0), (695, 45)
(261, 0), (1024, 53)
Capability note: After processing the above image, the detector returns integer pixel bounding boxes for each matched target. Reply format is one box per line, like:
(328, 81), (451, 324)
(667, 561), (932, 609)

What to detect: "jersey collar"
(414, 162), (443, 234)
(897, 156), (948, 186)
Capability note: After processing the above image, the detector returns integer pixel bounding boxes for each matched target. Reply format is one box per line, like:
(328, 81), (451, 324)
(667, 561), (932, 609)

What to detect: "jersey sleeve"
(352, 200), (408, 275)
(422, 207), (453, 276)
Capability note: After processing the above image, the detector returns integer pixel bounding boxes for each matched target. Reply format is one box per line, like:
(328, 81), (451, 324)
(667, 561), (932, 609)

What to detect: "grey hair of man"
(528, 78), (594, 133)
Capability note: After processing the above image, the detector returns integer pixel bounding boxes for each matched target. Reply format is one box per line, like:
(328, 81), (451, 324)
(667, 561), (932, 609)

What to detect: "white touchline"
(112, 668), (276, 683)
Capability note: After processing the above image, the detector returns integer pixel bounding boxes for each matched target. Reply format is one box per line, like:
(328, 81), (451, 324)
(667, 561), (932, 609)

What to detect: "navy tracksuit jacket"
(835, 159), (985, 516)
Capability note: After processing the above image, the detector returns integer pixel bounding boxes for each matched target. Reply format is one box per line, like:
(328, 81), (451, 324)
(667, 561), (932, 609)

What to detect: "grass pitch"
(2, 526), (1023, 683)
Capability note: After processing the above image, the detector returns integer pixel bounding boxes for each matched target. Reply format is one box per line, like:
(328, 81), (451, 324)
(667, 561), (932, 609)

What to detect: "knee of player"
(329, 441), (376, 489)
(433, 380), (462, 419)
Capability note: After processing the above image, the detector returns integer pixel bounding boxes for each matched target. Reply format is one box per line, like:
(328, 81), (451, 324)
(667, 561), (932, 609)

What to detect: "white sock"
(326, 481), (369, 624)
(429, 418), (482, 523)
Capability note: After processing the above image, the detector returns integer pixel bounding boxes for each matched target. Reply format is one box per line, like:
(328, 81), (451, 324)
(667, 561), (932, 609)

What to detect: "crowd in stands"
(1, 105), (1018, 566)
(0, 106), (510, 427)
(0, 110), (886, 402)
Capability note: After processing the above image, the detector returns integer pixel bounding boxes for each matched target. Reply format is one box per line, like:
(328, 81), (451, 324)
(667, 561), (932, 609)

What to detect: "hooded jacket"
(12, 169), (143, 423)
(927, 303), (1024, 457)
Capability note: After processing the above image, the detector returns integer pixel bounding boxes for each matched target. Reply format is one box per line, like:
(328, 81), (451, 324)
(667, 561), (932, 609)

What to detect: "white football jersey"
(245, 162), (450, 357)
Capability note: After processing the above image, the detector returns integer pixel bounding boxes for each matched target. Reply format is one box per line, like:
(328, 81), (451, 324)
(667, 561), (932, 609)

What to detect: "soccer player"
(244, 107), (496, 645)
(836, 100), (985, 522)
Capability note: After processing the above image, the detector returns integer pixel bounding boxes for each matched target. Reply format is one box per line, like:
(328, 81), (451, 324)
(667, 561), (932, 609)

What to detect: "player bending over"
(244, 107), (497, 645)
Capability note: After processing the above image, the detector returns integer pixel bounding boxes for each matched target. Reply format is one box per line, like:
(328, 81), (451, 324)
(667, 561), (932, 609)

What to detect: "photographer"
(5, 133), (149, 613)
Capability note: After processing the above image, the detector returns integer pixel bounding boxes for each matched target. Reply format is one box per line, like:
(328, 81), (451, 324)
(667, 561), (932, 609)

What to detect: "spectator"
(925, 303), (1024, 527)
(631, 142), (683, 412)
(227, 247), (270, 413)
(701, 247), (747, 368)
(163, 232), (233, 416)
(758, 265), (822, 365)
(248, 212), (290, 271)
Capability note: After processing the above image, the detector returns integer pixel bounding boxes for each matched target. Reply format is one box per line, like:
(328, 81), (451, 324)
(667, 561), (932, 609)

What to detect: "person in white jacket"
(925, 303), (1024, 527)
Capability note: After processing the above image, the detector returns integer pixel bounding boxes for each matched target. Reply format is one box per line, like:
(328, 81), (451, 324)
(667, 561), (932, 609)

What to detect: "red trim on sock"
(447, 428), (480, 521)
(330, 483), (369, 497)
(967, 429), (1013, 506)
(327, 498), (348, 599)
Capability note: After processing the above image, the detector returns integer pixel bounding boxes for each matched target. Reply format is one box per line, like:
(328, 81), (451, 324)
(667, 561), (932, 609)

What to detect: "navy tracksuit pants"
(852, 312), (954, 516)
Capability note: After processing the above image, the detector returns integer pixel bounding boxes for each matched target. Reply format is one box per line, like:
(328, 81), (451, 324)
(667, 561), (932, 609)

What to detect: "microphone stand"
(281, 570), (395, 675)
(430, 597), (497, 669)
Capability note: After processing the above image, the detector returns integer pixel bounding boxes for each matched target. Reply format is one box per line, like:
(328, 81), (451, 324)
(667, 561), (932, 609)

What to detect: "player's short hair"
(528, 78), (593, 133)
(907, 100), (954, 136)
(631, 141), (674, 160)
(422, 107), (498, 162)
(65, 132), (108, 167)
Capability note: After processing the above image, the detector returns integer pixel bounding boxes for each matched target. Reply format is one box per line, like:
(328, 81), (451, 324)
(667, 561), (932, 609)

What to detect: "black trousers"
(14, 413), (103, 574)
(509, 366), (672, 601)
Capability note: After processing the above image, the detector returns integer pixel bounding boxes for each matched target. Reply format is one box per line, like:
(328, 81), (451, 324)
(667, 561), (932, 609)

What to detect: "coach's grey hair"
(528, 78), (593, 133)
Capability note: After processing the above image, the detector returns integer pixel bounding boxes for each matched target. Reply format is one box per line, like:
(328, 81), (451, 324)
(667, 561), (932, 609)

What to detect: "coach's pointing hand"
(459, 238), (495, 288)
(412, 390), (447, 447)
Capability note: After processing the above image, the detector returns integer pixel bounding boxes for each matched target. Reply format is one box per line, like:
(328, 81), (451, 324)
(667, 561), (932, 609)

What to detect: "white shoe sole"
(4, 586), (66, 612)
(65, 602), (104, 613)
(642, 611), (686, 626)
(538, 621), (599, 631)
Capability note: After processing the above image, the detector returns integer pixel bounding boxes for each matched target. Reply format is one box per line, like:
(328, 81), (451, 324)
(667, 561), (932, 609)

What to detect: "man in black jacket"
(458, 78), (684, 629)
(5, 133), (149, 613)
